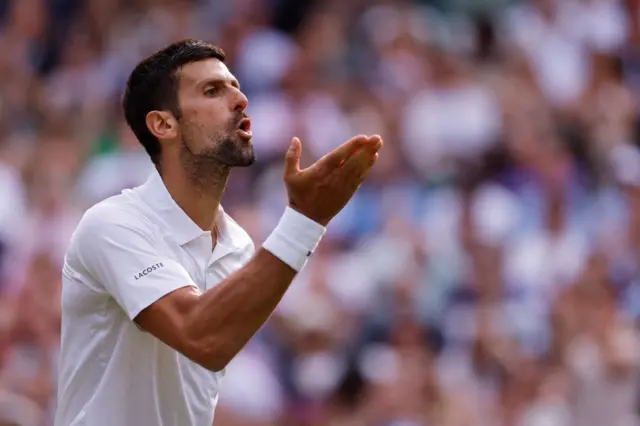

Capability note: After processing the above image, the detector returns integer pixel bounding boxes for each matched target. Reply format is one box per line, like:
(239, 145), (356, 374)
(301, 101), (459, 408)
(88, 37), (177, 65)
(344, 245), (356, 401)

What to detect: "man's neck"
(160, 162), (230, 233)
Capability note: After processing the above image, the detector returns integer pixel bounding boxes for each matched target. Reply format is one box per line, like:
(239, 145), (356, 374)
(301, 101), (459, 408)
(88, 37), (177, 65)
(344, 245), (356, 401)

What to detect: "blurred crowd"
(2, 0), (640, 425)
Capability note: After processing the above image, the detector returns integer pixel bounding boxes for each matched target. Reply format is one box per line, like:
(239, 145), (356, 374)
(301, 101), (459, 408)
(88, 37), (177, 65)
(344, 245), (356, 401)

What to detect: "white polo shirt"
(54, 171), (255, 426)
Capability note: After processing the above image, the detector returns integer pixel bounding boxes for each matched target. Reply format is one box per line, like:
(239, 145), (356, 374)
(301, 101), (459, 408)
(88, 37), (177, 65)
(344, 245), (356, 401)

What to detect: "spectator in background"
(3, 0), (640, 425)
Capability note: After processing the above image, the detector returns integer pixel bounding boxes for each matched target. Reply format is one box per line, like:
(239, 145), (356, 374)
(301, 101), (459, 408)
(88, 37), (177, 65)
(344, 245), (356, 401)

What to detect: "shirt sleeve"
(72, 203), (199, 321)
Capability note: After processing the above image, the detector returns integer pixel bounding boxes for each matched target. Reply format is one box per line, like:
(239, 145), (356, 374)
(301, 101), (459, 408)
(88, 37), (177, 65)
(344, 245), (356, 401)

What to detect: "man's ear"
(146, 110), (178, 141)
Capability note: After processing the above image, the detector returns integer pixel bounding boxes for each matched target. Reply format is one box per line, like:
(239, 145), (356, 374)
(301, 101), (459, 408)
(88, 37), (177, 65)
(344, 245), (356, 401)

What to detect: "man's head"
(122, 39), (255, 174)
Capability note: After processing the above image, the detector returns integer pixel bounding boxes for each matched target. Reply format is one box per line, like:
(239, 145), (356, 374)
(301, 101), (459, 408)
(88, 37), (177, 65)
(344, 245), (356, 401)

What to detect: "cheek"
(194, 104), (231, 130)
(184, 96), (227, 117)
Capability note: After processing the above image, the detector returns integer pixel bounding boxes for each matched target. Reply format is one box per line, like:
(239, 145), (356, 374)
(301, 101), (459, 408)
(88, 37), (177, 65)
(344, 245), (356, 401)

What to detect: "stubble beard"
(179, 124), (256, 192)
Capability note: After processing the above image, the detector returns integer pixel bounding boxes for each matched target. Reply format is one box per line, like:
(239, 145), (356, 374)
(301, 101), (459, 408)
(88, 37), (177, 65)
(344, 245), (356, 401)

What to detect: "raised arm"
(134, 134), (382, 371)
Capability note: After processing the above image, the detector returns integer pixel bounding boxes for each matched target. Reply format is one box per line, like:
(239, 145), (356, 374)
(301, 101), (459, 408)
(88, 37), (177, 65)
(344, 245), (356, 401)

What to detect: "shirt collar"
(135, 170), (249, 249)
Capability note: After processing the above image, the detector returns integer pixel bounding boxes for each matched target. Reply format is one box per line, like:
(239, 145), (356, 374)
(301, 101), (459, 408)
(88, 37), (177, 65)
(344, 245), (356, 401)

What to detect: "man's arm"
(135, 135), (381, 372)
(135, 249), (296, 372)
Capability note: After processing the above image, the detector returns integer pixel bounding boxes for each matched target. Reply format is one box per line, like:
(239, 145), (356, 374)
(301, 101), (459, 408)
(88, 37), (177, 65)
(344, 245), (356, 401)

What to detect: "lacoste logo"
(134, 262), (165, 280)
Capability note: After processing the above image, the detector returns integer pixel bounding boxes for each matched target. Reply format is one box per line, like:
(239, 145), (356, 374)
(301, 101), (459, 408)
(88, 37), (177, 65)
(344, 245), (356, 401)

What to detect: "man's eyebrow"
(200, 78), (241, 90)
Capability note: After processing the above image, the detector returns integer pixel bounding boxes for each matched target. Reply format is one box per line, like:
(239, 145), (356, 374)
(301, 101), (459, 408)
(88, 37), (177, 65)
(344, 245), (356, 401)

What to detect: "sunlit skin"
(133, 54), (384, 377)
(55, 38), (385, 425)
(143, 58), (253, 239)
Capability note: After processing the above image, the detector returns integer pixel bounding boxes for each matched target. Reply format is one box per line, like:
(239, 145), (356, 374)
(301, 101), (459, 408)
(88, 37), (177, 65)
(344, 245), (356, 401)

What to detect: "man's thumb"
(284, 137), (301, 175)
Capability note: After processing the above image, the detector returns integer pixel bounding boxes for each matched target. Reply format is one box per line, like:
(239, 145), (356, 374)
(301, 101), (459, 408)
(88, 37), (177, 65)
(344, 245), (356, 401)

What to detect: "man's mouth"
(236, 117), (252, 140)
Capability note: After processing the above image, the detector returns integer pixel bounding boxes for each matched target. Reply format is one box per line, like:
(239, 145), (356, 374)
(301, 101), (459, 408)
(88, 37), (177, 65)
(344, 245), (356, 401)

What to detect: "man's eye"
(205, 87), (220, 96)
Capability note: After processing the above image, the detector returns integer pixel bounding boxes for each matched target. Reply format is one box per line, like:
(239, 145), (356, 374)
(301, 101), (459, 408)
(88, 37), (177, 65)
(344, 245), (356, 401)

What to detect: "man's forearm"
(182, 249), (296, 371)
(133, 207), (325, 371)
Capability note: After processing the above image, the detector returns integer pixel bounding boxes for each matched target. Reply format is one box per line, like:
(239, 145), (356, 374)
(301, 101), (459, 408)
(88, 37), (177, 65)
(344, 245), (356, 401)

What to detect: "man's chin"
(233, 155), (256, 168)
(236, 141), (256, 167)
(226, 150), (256, 168)
(214, 137), (256, 167)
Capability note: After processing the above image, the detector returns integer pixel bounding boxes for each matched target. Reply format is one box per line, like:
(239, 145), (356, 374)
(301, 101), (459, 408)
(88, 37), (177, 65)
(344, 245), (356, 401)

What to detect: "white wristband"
(263, 207), (327, 272)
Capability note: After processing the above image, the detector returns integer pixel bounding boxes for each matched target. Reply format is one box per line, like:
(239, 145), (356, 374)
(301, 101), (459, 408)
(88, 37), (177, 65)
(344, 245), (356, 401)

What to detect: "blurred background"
(2, 0), (640, 425)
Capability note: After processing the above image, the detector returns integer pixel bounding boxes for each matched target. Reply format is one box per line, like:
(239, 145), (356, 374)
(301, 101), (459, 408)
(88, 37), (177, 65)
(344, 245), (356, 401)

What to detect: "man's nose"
(233, 90), (248, 112)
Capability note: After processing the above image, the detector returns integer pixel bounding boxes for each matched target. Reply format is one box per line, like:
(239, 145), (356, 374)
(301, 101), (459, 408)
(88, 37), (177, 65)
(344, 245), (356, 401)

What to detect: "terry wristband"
(263, 206), (327, 272)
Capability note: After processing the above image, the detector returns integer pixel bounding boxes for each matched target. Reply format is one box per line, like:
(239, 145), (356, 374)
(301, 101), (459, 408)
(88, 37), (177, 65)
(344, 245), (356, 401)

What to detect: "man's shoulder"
(84, 194), (151, 230)
(70, 193), (156, 251)
(63, 194), (152, 276)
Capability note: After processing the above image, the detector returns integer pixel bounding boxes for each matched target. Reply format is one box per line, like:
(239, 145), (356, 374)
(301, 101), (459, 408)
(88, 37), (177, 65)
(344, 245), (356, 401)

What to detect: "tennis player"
(53, 39), (382, 426)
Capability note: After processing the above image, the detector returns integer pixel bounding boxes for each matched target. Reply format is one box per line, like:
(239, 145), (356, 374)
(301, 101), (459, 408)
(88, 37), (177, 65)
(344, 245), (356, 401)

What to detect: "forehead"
(177, 58), (236, 89)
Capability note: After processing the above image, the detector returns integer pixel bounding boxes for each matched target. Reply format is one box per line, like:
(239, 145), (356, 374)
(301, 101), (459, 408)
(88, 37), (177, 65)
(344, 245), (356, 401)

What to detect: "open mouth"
(237, 118), (252, 139)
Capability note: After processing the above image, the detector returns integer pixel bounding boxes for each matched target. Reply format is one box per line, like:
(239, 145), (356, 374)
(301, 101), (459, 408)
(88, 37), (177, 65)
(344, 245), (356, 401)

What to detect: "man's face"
(175, 58), (255, 167)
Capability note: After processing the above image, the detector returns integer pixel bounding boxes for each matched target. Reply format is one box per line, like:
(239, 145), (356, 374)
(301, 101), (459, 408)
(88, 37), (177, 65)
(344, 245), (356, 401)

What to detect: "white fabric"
(219, 347), (284, 420)
(0, 162), (27, 246)
(263, 206), (326, 272)
(55, 171), (255, 426)
(504, 1), (592, 108)
(560, 0), (629, 54)
(401, 84), (501, 173)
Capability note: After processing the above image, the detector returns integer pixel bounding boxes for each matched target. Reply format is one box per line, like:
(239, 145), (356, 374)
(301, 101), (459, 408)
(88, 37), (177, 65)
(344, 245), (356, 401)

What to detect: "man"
(54, 39), (382, 426)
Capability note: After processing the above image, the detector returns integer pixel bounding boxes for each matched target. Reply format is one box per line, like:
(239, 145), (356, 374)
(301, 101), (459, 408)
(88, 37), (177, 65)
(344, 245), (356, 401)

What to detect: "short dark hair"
(122, 39), (226, 164)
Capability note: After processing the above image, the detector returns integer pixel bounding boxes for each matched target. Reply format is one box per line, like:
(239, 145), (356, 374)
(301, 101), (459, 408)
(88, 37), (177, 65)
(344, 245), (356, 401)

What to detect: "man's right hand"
(283, 135), (383, 226)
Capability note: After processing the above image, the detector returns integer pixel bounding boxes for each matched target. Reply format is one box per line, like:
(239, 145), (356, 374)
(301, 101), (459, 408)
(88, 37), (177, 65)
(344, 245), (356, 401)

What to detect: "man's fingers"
(342, 135), (383, 164)
(366, 137), (383, 155)
(342, 152), (379, 193)
(340, 137), (383, 177)
(316, 135), (368, 170)
(367, 135), (383, 149)
(358, 152), (379, 181)
(284, 137), (302, 177)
